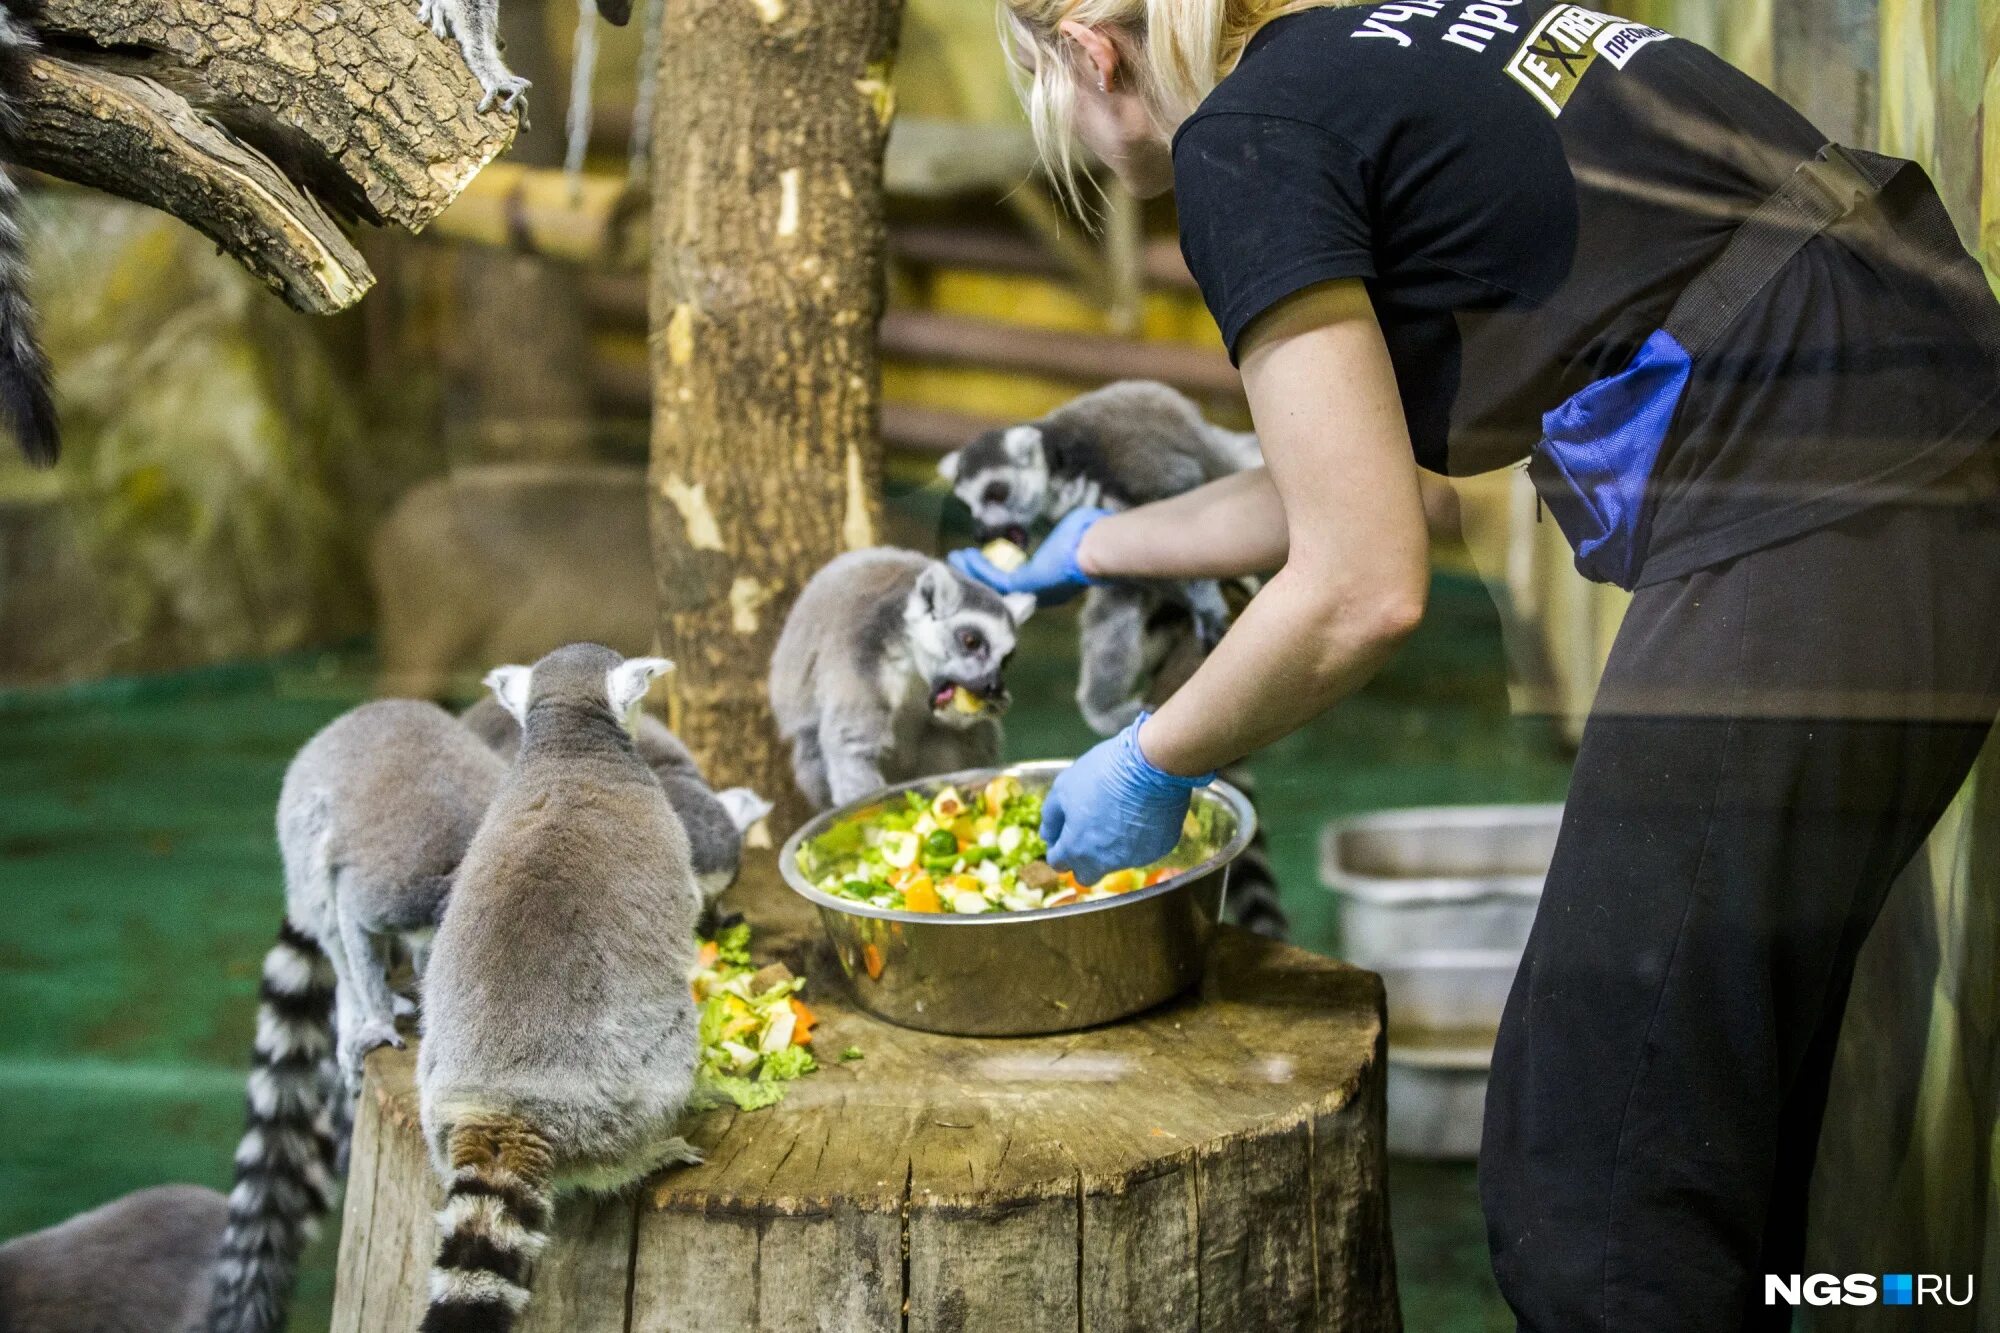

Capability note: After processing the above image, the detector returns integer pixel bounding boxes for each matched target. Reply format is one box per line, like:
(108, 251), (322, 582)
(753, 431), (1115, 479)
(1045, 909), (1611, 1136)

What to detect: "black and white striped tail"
(1219, 765), (1289, 940)
(420, 1121), (554, 1333)
(0, 0), (56, 467)
(204, 919), (339, 1333)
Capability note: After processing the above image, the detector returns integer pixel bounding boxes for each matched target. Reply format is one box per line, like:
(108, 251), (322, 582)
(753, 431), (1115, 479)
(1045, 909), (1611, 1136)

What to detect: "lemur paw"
(339, 1018), (406, 1086)
(391, 991), (419, 1019)
(477, 74), (532, 117)
(1080, 699), (1144, 738)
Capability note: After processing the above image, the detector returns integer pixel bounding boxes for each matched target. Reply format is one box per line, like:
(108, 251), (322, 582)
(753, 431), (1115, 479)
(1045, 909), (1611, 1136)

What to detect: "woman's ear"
(1057, 19), (1122, 92)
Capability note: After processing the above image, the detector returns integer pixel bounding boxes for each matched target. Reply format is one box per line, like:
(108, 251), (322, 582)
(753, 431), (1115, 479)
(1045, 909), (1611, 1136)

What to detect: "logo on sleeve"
(1503, 5), (1671, 116)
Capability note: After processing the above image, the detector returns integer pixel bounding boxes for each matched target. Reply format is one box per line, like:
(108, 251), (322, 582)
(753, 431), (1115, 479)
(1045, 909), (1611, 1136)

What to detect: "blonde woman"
(948, 2), (2000, 1328)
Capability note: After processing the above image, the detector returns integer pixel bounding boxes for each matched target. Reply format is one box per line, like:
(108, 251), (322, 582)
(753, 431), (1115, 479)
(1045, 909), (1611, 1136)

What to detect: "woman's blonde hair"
(1001, 0), (1357, 201)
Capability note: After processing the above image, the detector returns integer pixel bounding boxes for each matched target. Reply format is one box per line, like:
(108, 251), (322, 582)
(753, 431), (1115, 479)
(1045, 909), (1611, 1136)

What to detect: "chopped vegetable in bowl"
(795, 774), (1227, 915)
(691, 922), (825, 1110)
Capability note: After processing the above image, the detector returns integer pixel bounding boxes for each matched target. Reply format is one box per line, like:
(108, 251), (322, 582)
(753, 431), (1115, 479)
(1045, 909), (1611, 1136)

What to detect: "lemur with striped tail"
(417, 644), (703, 1333)
(202, 922), (342, 1333)
(206, 702), (507, 1333)
(0, 0), (60, 467)
(939, 380), (1261, 737)
(943, 382), (1289, 939)
(460, 693), (771, 907)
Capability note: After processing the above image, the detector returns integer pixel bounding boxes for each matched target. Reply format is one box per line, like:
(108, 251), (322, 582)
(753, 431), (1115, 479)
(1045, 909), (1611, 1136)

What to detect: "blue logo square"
(1883, 1273), (1914, 1306)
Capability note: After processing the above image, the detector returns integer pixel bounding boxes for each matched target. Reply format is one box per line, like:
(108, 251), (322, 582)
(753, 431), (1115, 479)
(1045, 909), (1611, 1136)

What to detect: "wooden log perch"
(16, 0), (518, 311)
(331, 854), (1405, 1331)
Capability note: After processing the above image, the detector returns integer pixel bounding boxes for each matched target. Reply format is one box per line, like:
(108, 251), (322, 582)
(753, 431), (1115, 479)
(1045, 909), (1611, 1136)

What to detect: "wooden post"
(645, 0), (903, 822)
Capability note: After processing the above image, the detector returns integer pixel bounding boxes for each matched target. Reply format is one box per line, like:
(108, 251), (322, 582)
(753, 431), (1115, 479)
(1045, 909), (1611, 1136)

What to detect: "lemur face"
(938, 425), (1051, 544)
(904, 563), (1036, 730)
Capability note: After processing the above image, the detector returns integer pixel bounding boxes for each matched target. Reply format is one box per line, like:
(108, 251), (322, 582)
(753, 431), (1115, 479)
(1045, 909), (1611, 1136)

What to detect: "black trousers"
(1481, 460), (2000, 1331)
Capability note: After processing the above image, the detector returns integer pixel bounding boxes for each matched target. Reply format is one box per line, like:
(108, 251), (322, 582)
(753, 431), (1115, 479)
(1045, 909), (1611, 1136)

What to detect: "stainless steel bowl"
(779, 760), (1257, 1037)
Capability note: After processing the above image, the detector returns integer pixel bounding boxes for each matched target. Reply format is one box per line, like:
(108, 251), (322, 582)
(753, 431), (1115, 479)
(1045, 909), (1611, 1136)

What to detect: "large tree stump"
(646, 0), (902, 818)
(330, 852), (1402, 1331)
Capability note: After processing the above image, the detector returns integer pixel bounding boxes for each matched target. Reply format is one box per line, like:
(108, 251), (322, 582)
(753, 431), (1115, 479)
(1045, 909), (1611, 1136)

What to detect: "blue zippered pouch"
(1528, 328), (1691, 590)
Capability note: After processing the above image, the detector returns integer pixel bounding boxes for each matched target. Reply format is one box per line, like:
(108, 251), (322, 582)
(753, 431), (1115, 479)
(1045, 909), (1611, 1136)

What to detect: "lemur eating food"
(769, 548), (1036, 810)
(939, 379), (1262, 737)
(418, 644), (703, 1333)
(0, 3), (59, 468)
(460, 693), (771, 905)
(205, 701), (506, 1333)
(944, 382), (1290, 941)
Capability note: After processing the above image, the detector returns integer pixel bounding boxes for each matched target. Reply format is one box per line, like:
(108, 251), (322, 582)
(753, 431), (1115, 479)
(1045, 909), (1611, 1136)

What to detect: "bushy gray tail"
(419, 1118), (554, 1333)
(205, 919), (340, 1333)
(0, 1), (56, 467)
(1219, 765), (1290, 940)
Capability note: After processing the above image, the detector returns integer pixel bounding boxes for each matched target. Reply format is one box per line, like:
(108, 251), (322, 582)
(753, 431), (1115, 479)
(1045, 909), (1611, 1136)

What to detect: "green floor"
(0, 572), (1568, 1331)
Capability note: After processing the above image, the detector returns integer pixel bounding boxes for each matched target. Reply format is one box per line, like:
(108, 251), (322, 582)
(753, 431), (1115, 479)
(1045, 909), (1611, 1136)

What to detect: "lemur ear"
(1002, 424), (1045, 466)
(484, 666), (533, 725)
(1002, 592), (1037, 627)
(606, 656), (674, 717)
(915, 561), (962, 616)
(937, 450), (961, 483)
(716, 787), (775, 835)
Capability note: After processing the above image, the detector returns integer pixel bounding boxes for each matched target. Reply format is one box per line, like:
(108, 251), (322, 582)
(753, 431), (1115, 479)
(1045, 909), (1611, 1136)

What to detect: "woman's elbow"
(1362, 584), (1427, 647)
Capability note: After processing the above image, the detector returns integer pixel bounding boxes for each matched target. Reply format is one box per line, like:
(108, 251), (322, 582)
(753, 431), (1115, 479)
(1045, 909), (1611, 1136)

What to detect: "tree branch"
(13, 0), (520, 311)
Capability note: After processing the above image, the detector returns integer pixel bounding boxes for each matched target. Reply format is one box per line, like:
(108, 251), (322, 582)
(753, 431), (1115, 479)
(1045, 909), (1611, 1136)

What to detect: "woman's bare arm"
(1132, 279), (1432, 776)
(1076, 466), (1289, 580)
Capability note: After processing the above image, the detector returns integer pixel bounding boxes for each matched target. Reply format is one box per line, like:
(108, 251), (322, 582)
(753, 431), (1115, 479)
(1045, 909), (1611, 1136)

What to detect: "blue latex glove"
(1042, 715), (1214, 886)
(947, 506), (1111, 607)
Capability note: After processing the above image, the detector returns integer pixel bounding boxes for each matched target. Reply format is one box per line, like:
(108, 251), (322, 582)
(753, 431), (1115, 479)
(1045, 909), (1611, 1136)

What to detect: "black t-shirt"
(1174, 3), (2000, 585)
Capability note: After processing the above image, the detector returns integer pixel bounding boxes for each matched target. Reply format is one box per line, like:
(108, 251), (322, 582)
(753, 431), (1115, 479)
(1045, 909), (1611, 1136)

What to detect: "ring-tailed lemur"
(0, 4), (59, 467)
(206, 702), (506, 1333)
(2, 1185), (228, 1333)
(418, 644), (703, 1333)
(939, 380), (1261, 737)
(460, 693), (771, 906)
(945, 383), (1290, 941)
(203, 921), (341, 1333)
(770, 549), (1036, 810)
(273, 700), (506, 1086)
(419, 0), (632, 115)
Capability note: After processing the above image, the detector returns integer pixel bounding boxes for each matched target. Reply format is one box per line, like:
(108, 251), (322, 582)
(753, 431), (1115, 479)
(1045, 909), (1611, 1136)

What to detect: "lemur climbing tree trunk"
(646, 0), (902, 826)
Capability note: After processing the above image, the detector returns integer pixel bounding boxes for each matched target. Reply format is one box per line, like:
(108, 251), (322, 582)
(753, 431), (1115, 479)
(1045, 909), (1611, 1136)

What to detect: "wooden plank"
(879, 310), (1241, 396)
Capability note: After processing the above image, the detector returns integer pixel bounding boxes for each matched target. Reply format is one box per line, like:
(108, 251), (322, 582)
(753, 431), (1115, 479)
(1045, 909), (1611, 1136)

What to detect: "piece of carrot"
(863, 943), (884, 980)
(789, 997), (817, 1045)
(904, 876), (941, 913)
(696, 939), (719, 969)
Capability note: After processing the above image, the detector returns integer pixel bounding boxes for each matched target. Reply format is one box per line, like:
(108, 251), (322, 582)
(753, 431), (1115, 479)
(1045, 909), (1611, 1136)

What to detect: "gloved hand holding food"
(1042, 714), (1215, 886)
(948, 506), (1111, 607)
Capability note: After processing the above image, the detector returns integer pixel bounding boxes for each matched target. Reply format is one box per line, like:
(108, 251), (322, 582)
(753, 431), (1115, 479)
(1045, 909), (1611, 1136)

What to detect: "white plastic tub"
(1319, 804), (1562, 968)
(1321, 804), (1564, 1159)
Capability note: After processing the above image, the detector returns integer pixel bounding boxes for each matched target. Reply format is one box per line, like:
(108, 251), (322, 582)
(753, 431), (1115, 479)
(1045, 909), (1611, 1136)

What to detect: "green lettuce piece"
(697, 1074), (787, 1111)
(761, 1045), (818, 1081)
(713, 921), (753, 967)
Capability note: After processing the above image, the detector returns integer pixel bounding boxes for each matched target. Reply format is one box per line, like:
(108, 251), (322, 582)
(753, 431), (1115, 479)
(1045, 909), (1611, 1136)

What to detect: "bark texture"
(17, 0), (517, 311)
(646, 0), (902, 821)
(330, 854), (1404, 1332)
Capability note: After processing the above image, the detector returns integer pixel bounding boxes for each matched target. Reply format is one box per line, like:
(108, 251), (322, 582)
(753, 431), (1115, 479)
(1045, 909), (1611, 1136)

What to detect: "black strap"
(1664, 143), (1904, 360)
